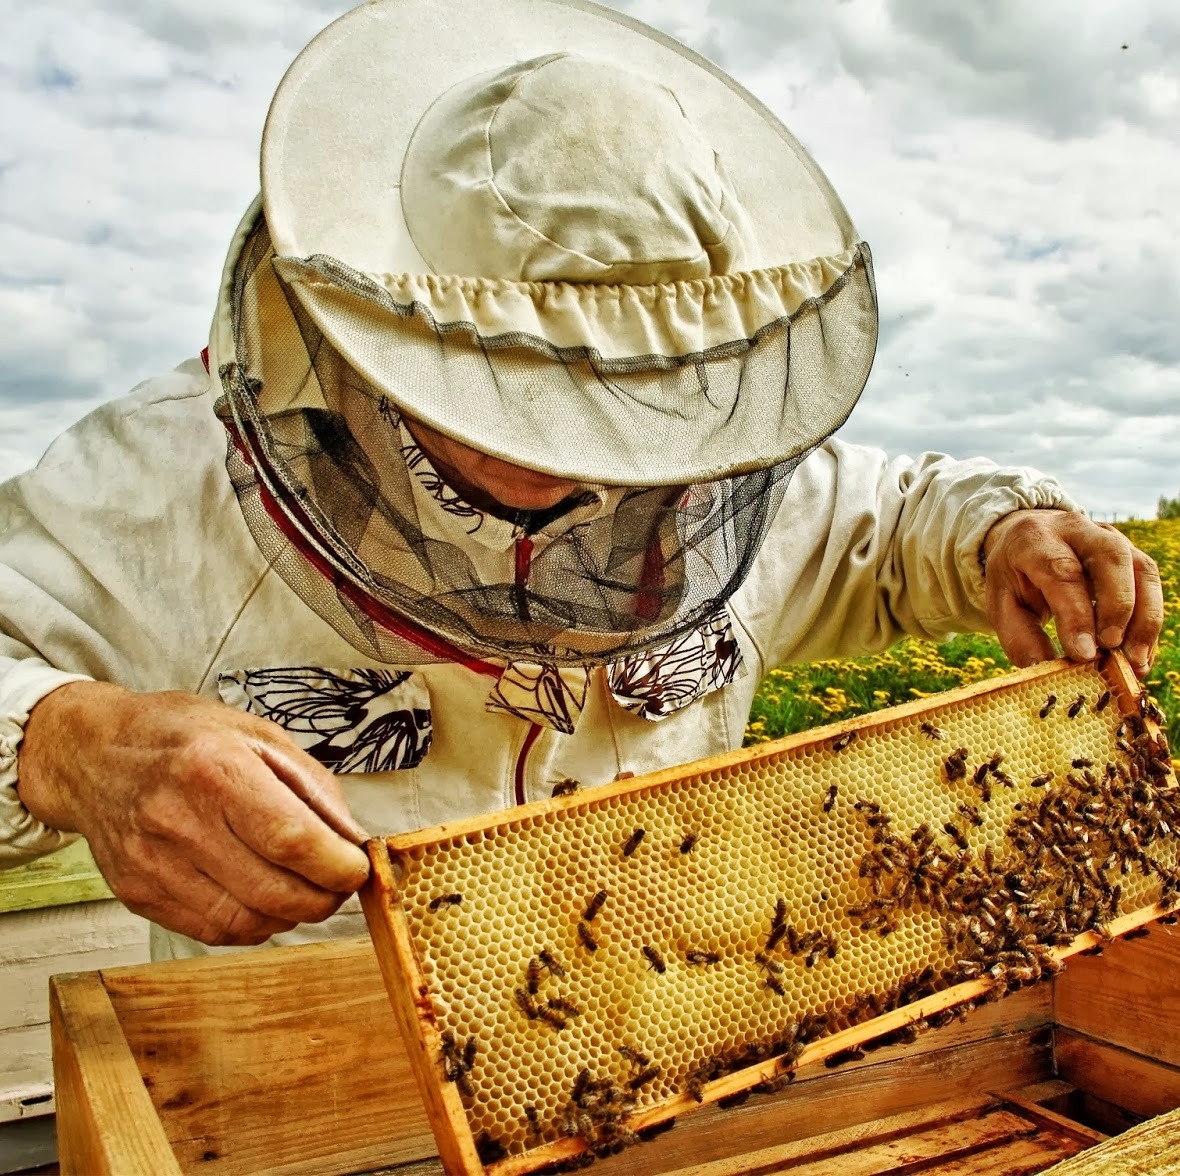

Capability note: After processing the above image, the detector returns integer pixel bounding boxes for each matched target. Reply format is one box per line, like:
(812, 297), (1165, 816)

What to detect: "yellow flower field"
(746, 518), (1180, 752)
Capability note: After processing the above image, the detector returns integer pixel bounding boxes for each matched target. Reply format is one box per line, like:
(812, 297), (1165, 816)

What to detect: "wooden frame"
(359, 653), (1175, 1174)
(51, 653), (1180, 1173)
(50, 925), (1180, 1174)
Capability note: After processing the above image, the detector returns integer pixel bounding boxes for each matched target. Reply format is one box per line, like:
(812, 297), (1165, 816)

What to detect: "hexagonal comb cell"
(362, 655), (1177, 1174)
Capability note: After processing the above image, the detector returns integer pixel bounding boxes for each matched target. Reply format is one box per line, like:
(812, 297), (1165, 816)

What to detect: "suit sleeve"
(732, 438), (1081, 673)
(0, 360), (265, 867)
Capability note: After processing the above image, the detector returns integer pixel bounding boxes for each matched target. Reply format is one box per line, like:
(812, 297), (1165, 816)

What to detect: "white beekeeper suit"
(0, 0), (1077, 961)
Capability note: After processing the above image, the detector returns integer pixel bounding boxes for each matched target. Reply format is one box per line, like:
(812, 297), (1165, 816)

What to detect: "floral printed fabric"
(483, 611), (745, 732)
(607, 611), (745, 721)
(217, 666), (432, 772)
(484, 662), (591, 735)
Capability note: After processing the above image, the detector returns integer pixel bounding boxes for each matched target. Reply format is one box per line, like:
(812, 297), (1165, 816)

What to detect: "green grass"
(746, 519), (1180, 754)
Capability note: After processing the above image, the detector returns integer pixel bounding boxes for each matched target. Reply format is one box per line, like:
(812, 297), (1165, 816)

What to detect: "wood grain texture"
(1055, 1031), (1180, 1120)
(990, 1092), (1107, 1145)
(656, 1098), (1021, 1175)
(0, 841), (112, 914)
(662, 1102), (1092, 1176)
(360, 839), (486, 1176)
(100, 937), (435, 1175)
(1054, 923), (1180, 1067)
(50, 971), (180, 1175)
(585, 1028), (1055, 1176)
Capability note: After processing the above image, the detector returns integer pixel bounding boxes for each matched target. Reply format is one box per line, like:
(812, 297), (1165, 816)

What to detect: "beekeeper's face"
(402, 415), (593, 514)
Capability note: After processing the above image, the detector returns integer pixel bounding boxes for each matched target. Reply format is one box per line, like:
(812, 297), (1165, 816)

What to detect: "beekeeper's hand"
(16, 682), (370, 945)
(982, 508), (1162, 679)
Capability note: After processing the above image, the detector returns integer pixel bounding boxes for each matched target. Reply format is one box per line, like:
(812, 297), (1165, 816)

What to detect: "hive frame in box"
(359, 653), (1176, 1176)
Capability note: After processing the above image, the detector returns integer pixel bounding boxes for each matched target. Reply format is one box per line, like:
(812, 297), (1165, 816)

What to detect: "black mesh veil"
(215, 217), (875, 667)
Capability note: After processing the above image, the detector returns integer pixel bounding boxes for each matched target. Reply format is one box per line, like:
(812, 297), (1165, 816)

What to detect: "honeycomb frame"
(359, 653), (1177, 1175)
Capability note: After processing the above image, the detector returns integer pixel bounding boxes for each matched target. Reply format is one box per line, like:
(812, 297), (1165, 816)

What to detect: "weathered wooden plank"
(1055, 1031), (1180, 1121)
(0, 840), (112, 914)
(50, 971), (181, 1176)
(588, 1029), (1054, 1175)
(1054, 925), (1180, 1068)
(990, 1092), (1106, 1145)
(101, 936), (436, 1175)
(612, 1094), (1099, 1176)
(923, 1136), (1083, 1175)
(655, 1099), (1019, 1175)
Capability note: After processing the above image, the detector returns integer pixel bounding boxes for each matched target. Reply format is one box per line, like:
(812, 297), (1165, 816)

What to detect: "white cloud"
(0, 0), (1178, 519)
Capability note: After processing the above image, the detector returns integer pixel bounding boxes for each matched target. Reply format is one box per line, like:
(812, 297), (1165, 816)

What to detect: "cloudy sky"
(1, 0), (1178, 518)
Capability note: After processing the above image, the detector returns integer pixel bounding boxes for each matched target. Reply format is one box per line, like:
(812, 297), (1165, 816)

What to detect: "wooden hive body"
(50, 909), (1180, 1173)
(50, 655), (1180, 1174)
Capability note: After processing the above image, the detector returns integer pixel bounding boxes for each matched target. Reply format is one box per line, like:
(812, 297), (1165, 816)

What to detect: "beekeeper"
(1, 0), (1161, 958)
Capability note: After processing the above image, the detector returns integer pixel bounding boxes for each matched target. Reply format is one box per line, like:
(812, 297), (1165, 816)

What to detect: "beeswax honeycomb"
(379, 659), (1177, 1168)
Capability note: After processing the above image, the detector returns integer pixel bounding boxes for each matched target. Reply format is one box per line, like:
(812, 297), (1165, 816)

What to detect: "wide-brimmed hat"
(257, 0), (878, 486)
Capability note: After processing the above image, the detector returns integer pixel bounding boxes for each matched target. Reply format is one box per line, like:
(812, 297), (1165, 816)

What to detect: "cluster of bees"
(430, 679), (1174, 1172)
(846, 689), (1178, 998)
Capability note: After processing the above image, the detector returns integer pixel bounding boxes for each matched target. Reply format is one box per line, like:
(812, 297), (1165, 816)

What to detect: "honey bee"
(1141, 694), (1167, 725)
(642, 945), (667, 973)
(1067, 694), (1086, 718)
(764, 974), (786, 995)
(1072, 757), (1094, 769)
(537, 1005), (571, 1030)
(944, 748), (969, 782)
(771, 897), (787, 929)
(958, 802), (984, 828)
(551, 778), (581, 797)
(823, 784), (838, 813)
(920, 721), (944, 740)
(618, 1045), (651, 1068)
(679, 833), (698, 854)
(1095, 690), (1112, 713)
(515, 988), (540, 1020)
(943, 821), (969, 851)
(1040, 695), (1058, 719)
(475, 1134), (506, 1163)
(584, 890), (608, 921)
(526, 958), (544, 995)
(538, 949), (566, 978)
(576, 922), (599, 952)
(1029, 773), (1054, 789)
(524, 1106), (542, 1137)
(766, 923), (788, 951)
(753, 951), (784, 976)
(428, 893), (462, 911)
(686, 950), (721, 965)
(622, 829), (646, 856)
(440, 1030), (477, 1096)
(545, 997), (583, 1018)
(830, 732), (857, 752)
(973, 761), (991, 787)
(824, 1048), (866, 1068)
(627, 1065), (661, 1091)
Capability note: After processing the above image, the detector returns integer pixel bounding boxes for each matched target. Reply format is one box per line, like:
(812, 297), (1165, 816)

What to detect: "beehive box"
(360, 653), (1179, 1174)
(49, 866), (1180, 1174)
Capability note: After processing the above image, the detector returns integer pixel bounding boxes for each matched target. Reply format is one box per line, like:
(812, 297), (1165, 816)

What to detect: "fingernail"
(1098, 627), (1122, 649)
(1073, 634), (1097, 661)
(1129, 644), (1150, 670)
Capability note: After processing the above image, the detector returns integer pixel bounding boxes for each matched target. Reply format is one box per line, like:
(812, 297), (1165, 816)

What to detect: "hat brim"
(259, 0), (877, 483)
